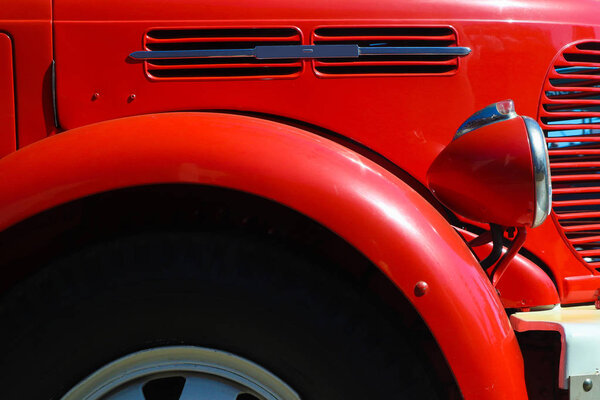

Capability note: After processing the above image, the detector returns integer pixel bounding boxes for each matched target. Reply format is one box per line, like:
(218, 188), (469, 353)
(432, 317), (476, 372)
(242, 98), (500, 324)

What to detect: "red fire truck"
(1, 0), (599, 399)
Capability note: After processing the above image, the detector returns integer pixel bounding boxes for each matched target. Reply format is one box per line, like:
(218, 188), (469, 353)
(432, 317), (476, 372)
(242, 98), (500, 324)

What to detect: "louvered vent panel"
(539, 41), (600, 270)
(311, 26), (460, 77)
(144, 28), (302, 79)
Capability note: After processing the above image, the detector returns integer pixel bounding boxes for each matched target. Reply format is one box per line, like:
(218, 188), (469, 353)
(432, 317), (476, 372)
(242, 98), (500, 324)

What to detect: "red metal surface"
(0, 0), (600, 398)
(143, 27), (304, 81)
(47, 0), (600, 304)
(458, 229), (559, 309)
(0, 112), (527, 399)
(492, 228), (529, 287)
(0, 0), (54, 148)
(51, 0), (600, 24)
(534, 39), (600, 295)
(0, 33), (15, 157)
(427, 117), (536, 228)
(310, 26), (461, 77)
(538, 40), (600, 246)
(564, 276), (600, 301)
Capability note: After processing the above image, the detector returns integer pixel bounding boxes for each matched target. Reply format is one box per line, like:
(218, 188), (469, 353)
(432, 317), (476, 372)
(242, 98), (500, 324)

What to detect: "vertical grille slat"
(540, 40), (600, 270)
(311, 26), (462, 77)
(143, 27), (303, 80)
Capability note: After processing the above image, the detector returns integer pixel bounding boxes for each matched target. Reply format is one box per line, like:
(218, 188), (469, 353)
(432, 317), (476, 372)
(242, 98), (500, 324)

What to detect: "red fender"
(0, 112), (527, 399)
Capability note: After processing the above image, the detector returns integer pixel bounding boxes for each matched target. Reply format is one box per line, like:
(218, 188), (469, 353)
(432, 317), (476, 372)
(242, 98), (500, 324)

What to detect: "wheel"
(0, 230), (441, 399)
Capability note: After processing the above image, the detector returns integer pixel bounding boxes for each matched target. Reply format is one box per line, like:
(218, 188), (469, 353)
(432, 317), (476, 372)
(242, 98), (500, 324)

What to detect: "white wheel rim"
(61, 346), (301, 400)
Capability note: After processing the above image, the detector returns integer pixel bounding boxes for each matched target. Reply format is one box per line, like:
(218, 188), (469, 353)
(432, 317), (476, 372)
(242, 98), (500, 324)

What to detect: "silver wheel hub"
(61, 346), (301, 400)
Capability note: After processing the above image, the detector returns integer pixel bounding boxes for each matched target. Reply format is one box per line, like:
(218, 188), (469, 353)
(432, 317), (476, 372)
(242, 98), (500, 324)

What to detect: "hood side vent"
(311, 26), (462, 77)
(538, 40), (600, 271)
(143, 27), (302, 79)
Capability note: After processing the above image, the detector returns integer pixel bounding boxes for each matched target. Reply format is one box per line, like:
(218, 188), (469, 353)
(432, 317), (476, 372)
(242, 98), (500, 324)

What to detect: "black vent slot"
(143, 27), (302, 79)
(314, 27), (454, 38)
(311, 26), (461, 76)
(148, 28), (299, 40)
(150, 67), (302, 78)
(316, 65), (456, 75)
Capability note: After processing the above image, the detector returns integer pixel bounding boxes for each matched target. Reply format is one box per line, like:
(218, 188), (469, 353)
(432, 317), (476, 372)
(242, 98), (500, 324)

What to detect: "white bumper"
(511, 305), (600, 392)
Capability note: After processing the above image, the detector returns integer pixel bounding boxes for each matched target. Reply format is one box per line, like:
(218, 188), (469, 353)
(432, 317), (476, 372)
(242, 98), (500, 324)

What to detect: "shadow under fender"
(0, 112), (527, 399)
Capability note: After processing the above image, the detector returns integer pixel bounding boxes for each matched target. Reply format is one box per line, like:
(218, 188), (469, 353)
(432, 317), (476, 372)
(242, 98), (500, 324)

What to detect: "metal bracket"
(570, 375), (600, 400)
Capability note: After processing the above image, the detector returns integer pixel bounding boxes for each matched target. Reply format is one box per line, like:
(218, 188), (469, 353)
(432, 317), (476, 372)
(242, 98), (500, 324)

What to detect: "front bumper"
(512, 305), (600, 398)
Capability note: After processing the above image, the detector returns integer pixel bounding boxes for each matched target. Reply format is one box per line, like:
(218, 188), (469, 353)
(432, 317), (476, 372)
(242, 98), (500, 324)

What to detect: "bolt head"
(583, 378), (593, 392)
(414, 281), (429, 297)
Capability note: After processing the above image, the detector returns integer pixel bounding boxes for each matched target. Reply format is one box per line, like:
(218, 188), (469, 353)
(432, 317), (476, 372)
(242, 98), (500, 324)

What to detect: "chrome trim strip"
(129, 48), (256, 60)
(129, 45), (471, 61)
(256, 44), (358, 59)
(454, 100), (518, 140)
(523, 116), (552, 228)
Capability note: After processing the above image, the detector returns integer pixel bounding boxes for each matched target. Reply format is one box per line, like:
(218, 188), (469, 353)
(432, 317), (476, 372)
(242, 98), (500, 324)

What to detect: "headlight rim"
(523, 116), (552, 228)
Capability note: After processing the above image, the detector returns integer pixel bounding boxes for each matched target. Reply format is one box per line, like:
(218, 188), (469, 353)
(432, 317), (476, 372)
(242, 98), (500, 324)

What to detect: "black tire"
(0, 230), (441, 399)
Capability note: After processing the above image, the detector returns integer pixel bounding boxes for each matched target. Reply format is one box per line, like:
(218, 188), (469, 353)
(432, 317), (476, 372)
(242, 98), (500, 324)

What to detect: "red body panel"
(47, 0), (600, 303)
(458, 229), (559, 309)
(0, 112), (527, 399)
(2, 0), (600, 396)
(428, 117), (536, 228)
(0, 0), (55, 147)
(0, 33), (15, 157)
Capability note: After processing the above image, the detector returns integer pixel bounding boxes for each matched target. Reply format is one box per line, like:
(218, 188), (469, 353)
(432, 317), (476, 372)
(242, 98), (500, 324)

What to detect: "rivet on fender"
(414, 281), (429, 297)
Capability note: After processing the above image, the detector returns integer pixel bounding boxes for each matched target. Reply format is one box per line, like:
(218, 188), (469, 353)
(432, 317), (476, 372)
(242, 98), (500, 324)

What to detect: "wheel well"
(0, 184), (460, 398)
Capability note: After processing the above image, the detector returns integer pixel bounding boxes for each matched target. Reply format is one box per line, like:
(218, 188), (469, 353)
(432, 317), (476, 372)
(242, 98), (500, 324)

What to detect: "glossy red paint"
(0, 112), (527, 399)
(0, 33), (15, 157)
(458, 228), (559, 309)
(52, 0), (600, 25)
(46, 0), (600, 303)
(428, 116), (536, 227)
(563, 276), (600, 302)
(2, 0), (600, 396)
(0, 0), (54, 149)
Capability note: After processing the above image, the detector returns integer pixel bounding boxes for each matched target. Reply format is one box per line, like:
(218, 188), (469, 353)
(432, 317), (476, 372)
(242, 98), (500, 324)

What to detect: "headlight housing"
(427, 100), (551, 228)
